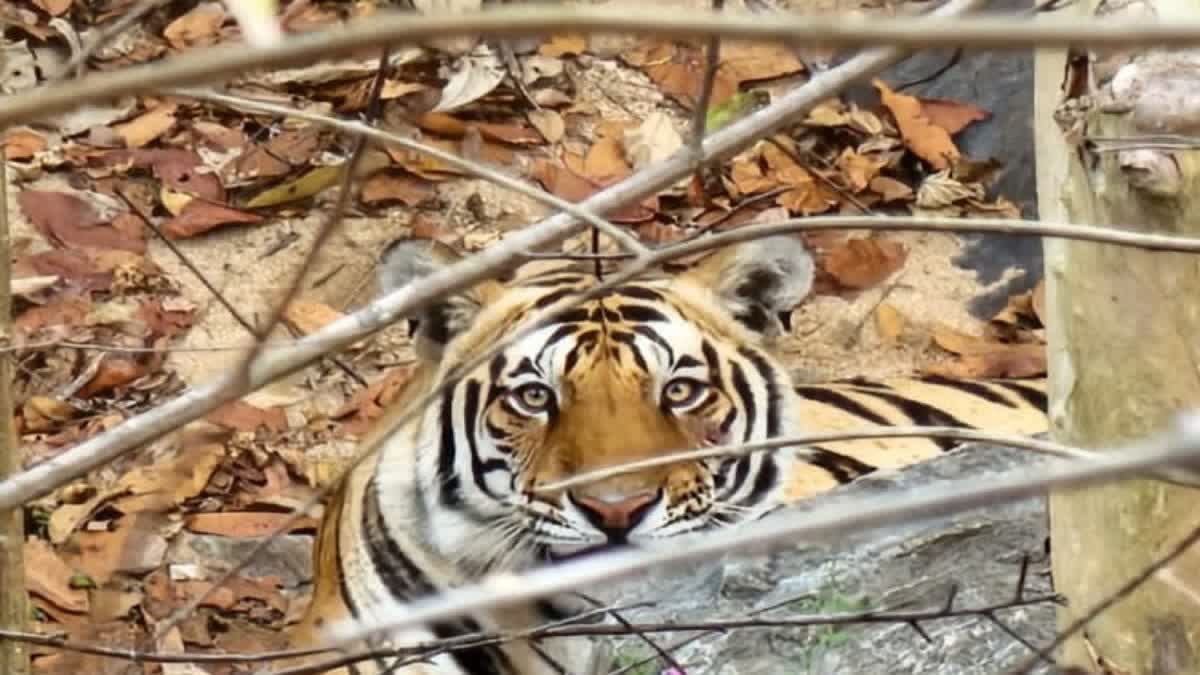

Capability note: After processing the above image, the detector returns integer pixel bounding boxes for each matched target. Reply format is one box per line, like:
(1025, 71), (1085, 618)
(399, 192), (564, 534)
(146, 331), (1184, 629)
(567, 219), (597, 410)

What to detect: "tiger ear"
(682, 235), (815, 338)
(378, 238), (487, 362)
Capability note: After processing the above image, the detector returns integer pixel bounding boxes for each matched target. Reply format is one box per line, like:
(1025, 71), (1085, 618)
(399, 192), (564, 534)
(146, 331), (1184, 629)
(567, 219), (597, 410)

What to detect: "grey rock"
(168, 531), (314, 589)
(591, 443), (1064, 675)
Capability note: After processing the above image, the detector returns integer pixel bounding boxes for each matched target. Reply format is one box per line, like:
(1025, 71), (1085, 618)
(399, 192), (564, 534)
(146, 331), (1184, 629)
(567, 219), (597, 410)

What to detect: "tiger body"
(284, 236), (1048, 675)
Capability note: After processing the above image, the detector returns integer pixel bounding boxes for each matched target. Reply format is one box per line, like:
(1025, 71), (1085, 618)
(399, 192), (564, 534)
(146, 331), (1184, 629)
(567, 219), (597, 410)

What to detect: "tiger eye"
(663, 377), (707, 407)
(512, 383), (554, 413)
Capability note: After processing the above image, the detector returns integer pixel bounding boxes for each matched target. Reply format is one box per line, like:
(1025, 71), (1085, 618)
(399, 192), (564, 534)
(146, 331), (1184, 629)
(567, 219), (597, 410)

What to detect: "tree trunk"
(1035, 1), (1200, 672)
(0, 149), (29, 673)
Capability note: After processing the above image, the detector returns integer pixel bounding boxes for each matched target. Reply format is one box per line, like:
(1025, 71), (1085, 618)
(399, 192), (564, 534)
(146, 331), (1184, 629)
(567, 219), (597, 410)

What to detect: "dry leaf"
(17, 190), (146, 253)
(919, 96), (991, 135)
(245, 165), (342, 208)
(163, 2), (227, 48)
(112, 103), (178, 148)
(334, 367), (417, 435)
(162, 198), (265, 238)
(4, 128), (47, 160)
(77, 356), (146, 397)
(32, 0), (73, 17)
(186, 512), (318, 537)
(540, 33), (587, 57)
(916, 170), (985, 209)
(22, 396), (79, 433)
(434, 46), (505, 112)
(72, 512), (168, 584)
(284, 299), (345, 335)
(582, 137), (631, 182)
(869, 176), (914, 202)
(361, 172), (435, 207)
(835, 148), (886, 193)
(875, 79), (960, 170)
(875, 303), (906, 343)
(206, 400), (288, 433)
(926, 344), (1047, 378)
(623, 111), (683, 172)
(824, 238), (907, 290)
(24, 539), (88, 614)
(527, 109), (565, 143)
(531, 158), (655, 223)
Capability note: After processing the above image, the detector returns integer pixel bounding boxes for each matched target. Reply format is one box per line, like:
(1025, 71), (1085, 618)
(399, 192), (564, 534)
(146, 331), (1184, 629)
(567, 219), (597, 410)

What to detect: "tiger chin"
(284, 235), (817, 675)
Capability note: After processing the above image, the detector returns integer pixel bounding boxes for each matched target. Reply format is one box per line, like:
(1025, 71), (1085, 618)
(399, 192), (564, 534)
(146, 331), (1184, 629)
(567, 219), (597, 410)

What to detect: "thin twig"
(152, 48), (397, 640)
(60, 0), (174, 79)
(0, 6), (930, 512)
(1011, 523), (1200, 675)
(325, 413), (1200, 647)
(689, 0), (725, 160)
(534, 426), (1200, 493)
(12, 8), (1200, 126)
(179, 88), (648, 259)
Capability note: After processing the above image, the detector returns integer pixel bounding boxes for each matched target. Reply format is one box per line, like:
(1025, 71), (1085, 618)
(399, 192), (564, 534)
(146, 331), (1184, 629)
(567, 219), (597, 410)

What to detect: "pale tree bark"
(1035, 0), (1200, 671)
(0, 149), (29, 673)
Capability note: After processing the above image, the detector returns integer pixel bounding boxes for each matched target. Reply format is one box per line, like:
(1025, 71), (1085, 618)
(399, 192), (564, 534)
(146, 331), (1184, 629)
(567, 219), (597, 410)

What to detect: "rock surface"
(592, 442), (1064, 674)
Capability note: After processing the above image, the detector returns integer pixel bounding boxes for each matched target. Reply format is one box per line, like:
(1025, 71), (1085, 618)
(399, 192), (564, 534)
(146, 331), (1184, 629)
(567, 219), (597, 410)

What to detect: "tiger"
(283, 234), (1049, 675)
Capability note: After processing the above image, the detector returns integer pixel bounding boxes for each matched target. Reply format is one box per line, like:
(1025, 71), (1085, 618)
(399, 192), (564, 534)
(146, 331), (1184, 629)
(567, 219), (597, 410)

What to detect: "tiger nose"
(571, 491), (658, 534)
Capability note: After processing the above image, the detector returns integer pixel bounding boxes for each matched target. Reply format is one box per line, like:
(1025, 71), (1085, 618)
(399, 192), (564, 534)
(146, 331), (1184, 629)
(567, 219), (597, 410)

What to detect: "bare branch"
(325, 413), (1200, 647)
(10, 7), (1200, 126)
(0, 3), (931, 512)
(534, 426), (1200, 493)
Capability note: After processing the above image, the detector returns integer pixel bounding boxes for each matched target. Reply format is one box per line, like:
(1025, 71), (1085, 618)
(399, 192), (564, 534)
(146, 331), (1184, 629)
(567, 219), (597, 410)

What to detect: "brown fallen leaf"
(24, 539), (89, 614)
(540, 33), (587, 57)
(868, 175), (914, 203)
(762, 142), (840, 215)
(77, 356), (146, 397)
(186, 511), (319, 537)
(360, 171), (435, 207)
(823, 238), (907, 290)
(206, 400), (288, 433)
(161, 198), (265, 238)
(284, 299), (345, 335)
(334, 367), (417, 436)
(163, 2), (227, 49)
(15, 294), (91, 335)
(530, 158), (656, 223)
(416, 113), (544, 146)
(875, 303), (906, 344)
(919, 96), (991, 135)
(112, 102), (178, 148)
(140, 298), (196, 339)
(21, 396), (80, 433)
(32, 0), (73, 17)
(835, 148), (887, 193)
(925, 343), (1047, 378)
(17, 190), (146, 253)
(4, 128), (47, 160)
(875, 79), (960, 170)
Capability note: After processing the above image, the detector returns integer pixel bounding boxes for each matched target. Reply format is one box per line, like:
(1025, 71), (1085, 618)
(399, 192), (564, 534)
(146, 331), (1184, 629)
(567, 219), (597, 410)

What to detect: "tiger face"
(374, 235), (814, 571)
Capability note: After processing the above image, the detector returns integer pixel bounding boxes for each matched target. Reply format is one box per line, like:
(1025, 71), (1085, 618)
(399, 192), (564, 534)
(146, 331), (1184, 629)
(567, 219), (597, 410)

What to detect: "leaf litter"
(4, 0), (1040, 669)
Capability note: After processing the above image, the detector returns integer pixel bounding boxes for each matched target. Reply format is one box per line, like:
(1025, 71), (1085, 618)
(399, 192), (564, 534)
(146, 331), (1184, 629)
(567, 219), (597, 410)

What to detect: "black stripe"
(563, 330), (598, 375)
(429, 619), (510, 675)
(729, 362), (756, 442)
(612, 285), (665, 302)
(632, 325), (674, 365)
(918, 374), (1017, 408)
(546, 308), (590, 324)
(795, 386), (893, 427)
(836, 376), (891, 389)
(728, 455), (752, 496)
(739, 348), (781, 436)
(509, 356), (541, 380)
(861, 389), (974, 451)
(486, 354), (508, 406)
(535, 289), (582, 310)
(701, 340), (724, 388)
(675, 354), (702, 370)
(543, 324), (581, 351)
(739, 454), (779, 506)
(993, 380), (1049, 412)
(463, 380), (505, 500)
(609, 331), (649, 373)
(363, 479), (437, 598)
(521, 273), (586, 287)
(619, 304), (670, 323)
(806, 446), (878, 483)
(438, 389), (464, 507)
